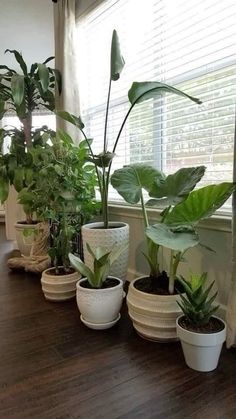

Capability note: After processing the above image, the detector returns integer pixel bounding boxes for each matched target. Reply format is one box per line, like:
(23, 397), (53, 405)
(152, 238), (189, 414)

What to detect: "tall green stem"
(169, 250), (182, 294)
(103, 78), (112, 153)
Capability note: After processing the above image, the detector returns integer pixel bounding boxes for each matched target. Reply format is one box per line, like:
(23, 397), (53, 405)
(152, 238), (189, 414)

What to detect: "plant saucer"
(80, 313), (121, 330)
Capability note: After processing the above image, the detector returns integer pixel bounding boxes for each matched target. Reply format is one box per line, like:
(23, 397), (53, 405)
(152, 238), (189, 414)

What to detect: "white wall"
(0, 0), (54, 68)
(110, 205), (232, 316)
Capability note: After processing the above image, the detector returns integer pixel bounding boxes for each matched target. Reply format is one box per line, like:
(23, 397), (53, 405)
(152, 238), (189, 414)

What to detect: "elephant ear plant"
(111, 163), (236, 294)
(0, 49), (61, 223)
(56, 29), (201, 229)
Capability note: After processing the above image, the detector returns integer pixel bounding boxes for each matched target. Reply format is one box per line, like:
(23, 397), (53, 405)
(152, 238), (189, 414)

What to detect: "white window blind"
(76, 0), (236, 211)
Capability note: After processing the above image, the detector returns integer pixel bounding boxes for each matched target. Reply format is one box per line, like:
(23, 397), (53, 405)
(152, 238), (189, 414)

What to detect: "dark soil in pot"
(47, 267), (75, 276)
(178, 315), (225, 334)
(17, 220), (39, 225)
(80, 277), (120, 289)
(90, 225), (125, 230)
(134, 271), (184, 295)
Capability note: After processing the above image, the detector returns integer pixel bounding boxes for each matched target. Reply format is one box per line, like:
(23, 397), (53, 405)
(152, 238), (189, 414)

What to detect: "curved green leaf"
(5, 49), (28, 75)
(165, 183), (236, 225)
(11, 75), (25, 106)
(56, 110), (84, 130)
(38, 64), (50, 92)
(146, 223), (199, 252)
(69, 253), (92, 280)
(111, 163), (165, 204)
(128, 81), (202, 106)
(87, 152), (115, 168)
(43, 56), (55, 65)
(149, 166), (206, 205)
(52, 68), (62, 94)
(13, 167), (24, 192)
(110, 29), (125, 81)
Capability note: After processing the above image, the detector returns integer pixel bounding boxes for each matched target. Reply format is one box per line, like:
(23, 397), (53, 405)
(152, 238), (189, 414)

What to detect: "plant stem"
(169, 250), (182, 294)
(102, 168), (108, 229)
(140, 189), (148, 228)
(103, 78), (112, 153)
(22, 113), (32, 149)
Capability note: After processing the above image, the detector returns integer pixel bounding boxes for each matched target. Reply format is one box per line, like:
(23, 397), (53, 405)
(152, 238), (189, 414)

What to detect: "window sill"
(109, 203), (232, 233)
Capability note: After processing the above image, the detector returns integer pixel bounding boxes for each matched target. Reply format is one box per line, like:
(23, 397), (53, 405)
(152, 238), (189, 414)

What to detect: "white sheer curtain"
(53, 0), (80, 140)
(226, 115), (236, 348)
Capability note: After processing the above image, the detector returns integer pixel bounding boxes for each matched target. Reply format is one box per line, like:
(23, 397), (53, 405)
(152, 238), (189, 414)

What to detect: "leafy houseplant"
(0, 49), (61, 224)
(69, 242), (128, 329)
(176, 272), (226, 372)
(111, 163), (235, 340)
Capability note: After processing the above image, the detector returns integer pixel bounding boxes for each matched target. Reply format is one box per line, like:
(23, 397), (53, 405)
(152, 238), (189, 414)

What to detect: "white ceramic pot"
(15, 221), (49, 257)
(76, 276), (123, 329)
(82, 221), (129, 281)
(41, 267), (81, 301)
(127, 276), (183, 341)
(176, 315), (226, 372)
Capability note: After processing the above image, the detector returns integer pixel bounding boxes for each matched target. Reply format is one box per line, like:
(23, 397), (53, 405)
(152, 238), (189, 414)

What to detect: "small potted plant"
(111, 163), (235, 340)
(176, 272), (226, 372)
(56, 30), (201, 281)
(69, 242), (128, 329)
(0, 49), (61, 255)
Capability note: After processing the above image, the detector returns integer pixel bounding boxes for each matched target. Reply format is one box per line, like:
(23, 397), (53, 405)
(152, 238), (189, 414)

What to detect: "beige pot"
(127, 276), (183, 342)
(14, 221), (49, 257)
(41, 267), (81, 302)
(82, 221), (129, 282)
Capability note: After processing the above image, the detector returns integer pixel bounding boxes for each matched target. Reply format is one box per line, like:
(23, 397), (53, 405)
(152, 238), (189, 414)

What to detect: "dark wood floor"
(0, 226), (236, 419)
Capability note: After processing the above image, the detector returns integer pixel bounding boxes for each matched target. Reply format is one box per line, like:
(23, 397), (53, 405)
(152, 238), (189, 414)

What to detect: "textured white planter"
(82, 221), (129, 281)
(76, 276), (123, 329)
(41, 267), (81, 301)
(127, 276), (183, 341)
(176, 315), (226, 372)
(15, 222), (40, 256)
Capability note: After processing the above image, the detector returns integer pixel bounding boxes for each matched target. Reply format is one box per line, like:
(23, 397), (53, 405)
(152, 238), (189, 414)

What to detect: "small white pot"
(41, 267), (81, 301)
(82, 221), (129, 282)
(176, 315), (226, 372)
(127, 276), (183, 341)
(76, 276), (123, 328)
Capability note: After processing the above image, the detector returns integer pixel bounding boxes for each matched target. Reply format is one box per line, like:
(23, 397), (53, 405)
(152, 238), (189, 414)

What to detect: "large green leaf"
(69, 253), (92, 280)
(37, 64), (50, 92)
(0, 176), (9, 203)
(110, 163), (165, 204)
(148, 166), (206, 206)
(165, 183), (236, 225)
(11, 75), (25, 106)
(146, 223), (199, 252)
(128, 81), (202, 106)
(110, 29), (125, 81)
(5, 49), (28, 75)
(56, 110), (84, 130)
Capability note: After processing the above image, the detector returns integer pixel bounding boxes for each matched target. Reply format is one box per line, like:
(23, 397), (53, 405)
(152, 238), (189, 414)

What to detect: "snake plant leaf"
(110, 29), (125, 81)
(37, 64), (50, 92)
(109, 242), (129, 266)
(56, 110), (85, 130)
(0, 176), (9, 203)
(149, 166), (206, 205)
(11, 74), (25, 106)
(69, 252), (93, 280)
(165, 183), (236, 226)
(5, 49), (28, 75)
(128, 81), (202, 106)
(146, 223), (199, 252)
(111, 163), (165, 204)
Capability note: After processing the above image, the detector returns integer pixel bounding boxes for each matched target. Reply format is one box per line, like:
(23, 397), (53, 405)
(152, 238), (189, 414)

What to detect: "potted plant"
(176, 272), (226, 372)
(0, 49), (61, 255)
(111, 163), (235, 340)
(69, 242), (128, 329)
(56, 30), (201, 281)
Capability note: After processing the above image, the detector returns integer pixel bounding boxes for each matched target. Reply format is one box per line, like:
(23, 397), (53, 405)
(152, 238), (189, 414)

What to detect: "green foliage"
(177, 272), (219, 326)
(57, 30), (201, 229)
(69, 242), (128, 288)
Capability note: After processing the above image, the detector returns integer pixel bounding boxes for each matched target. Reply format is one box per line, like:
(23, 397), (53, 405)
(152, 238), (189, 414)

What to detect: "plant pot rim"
(176, 314), (226, 337)
(43, 266), (77, 276)
(82, 221), (129, 231)
(77, 276), (123, 292)
(130, 275), (183, 300)
(14, 221), (41, 228)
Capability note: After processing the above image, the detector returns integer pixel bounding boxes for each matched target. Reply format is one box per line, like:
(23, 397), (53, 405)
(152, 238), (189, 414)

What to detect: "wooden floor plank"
(0, 225), (236, 419)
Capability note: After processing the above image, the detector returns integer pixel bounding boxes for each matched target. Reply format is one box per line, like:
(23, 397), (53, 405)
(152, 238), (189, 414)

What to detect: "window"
(76, 0), (236, 212)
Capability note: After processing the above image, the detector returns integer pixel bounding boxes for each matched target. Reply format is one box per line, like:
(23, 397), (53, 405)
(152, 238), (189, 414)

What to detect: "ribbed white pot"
(41, 267), (81, 302)
(176, 315), (226, 372)
(82, 222), (129, 281)
(76, 276), (123, 328)
(127, 276), (183, 341)
(15, 222), (40, 256)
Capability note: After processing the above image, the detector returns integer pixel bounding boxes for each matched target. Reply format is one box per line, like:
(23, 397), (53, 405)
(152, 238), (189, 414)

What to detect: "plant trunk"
(22, 113), (32, 149)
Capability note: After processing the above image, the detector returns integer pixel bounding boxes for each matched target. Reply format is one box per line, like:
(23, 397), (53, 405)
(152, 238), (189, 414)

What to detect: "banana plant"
(0, 50), (61, 222)
(69, 242), (128, 288)
(56, 29), (201, 229)
(111, 163), (236, 294)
